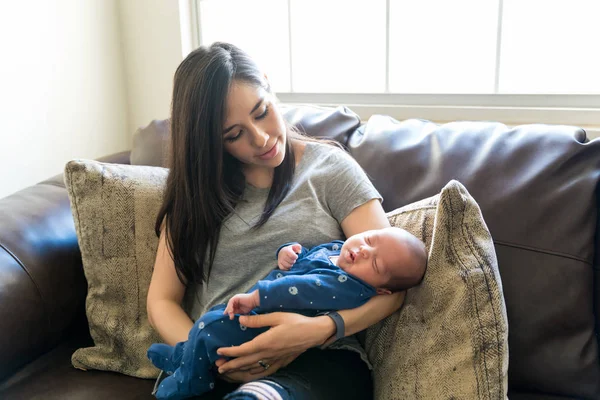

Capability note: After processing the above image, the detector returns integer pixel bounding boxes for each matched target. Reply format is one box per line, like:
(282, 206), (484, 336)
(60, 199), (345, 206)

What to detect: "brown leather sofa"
(1, 106), (599, 399)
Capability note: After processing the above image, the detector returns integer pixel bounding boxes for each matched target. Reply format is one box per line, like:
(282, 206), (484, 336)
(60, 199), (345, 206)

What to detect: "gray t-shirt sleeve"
(322, 148), (383, 224)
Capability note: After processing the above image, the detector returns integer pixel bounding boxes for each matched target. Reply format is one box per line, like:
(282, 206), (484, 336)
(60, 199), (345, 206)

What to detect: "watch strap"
(325, 311), (345, 341)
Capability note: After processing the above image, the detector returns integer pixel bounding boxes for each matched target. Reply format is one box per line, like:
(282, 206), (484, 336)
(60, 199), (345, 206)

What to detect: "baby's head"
(337, 227), (427, 294)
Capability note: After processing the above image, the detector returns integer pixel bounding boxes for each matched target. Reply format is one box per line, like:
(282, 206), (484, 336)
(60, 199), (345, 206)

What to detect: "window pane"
(199, 0), (290, 92)
(500, 0), (600, 94)
(389, 0), (499, 94)
(290, 0), (386, 93)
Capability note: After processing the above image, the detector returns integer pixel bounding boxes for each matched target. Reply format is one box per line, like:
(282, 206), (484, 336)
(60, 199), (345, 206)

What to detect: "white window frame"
(179, 0), (600, 138)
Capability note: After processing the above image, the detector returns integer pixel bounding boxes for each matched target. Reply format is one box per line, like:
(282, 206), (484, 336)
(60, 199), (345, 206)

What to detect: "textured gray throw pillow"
(64, 160), (167, 378)
(366, 180), (509, 399)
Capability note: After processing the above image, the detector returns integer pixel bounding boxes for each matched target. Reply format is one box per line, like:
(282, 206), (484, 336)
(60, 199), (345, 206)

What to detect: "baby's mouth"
(347, 250), (355, 263)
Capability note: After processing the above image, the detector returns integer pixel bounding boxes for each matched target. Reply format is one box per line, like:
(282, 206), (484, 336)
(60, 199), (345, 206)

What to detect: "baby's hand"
(278, 243), (302, 270)
(224, 291), (260, 320)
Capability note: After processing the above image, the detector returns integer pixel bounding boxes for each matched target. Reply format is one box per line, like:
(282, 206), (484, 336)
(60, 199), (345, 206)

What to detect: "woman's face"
(222, 81), (287, 172)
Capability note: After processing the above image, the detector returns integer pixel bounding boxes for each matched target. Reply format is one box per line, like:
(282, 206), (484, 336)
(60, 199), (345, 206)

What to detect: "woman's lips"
(258, 142), (278, 160)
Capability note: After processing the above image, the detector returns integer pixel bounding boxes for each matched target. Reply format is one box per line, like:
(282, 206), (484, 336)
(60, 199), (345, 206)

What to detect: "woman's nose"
(249, 126), (269, 148)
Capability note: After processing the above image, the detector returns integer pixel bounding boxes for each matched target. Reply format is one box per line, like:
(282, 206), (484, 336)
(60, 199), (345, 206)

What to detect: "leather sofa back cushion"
(127, 105), (600, 397)
(351, 116), (600, 398)
(366, 180), (508, 399)
(64, 160), (165, 378)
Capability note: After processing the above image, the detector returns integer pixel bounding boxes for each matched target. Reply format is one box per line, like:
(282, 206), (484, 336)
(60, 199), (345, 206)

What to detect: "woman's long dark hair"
(155, 42), (298, 286)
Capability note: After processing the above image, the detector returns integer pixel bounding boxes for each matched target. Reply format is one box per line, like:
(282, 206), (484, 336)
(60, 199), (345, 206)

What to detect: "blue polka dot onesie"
(147, 240), (377, 400)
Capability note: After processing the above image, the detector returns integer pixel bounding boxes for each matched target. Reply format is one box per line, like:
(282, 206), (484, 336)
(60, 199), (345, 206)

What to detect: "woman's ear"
(376, 288), (392, 295)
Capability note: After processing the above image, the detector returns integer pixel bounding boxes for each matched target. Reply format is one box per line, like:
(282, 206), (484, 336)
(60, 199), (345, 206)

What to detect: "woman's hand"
(215, 312), (335, 376)
(214, 351), (302, 383)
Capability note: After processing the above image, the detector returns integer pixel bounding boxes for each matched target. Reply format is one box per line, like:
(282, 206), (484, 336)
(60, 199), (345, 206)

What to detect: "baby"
(148, 227), (427, 400)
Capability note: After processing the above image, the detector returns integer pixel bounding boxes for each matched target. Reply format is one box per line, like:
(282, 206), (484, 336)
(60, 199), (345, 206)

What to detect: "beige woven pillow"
(64, 160), (167, 378)
(366, 180), (509, 399)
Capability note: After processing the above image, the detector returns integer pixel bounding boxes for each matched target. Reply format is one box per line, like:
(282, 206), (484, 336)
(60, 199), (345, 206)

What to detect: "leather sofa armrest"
(0, 151), (131, 381)
(0, 182), (84, 381)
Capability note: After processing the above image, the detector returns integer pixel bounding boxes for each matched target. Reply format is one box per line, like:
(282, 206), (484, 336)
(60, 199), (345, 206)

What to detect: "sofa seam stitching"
(493, 240), (591, 265)
(395, 207), (591, 265)
(37, 181), (65, 189)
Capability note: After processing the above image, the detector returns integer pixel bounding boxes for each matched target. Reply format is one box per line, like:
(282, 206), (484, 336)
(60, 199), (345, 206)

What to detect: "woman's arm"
(217, 199), (403, 376)
(147, 229), (194, 346)
(334, 198), (405, 336)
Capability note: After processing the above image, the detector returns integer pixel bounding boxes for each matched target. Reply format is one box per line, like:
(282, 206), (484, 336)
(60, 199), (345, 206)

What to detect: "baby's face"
(337, 228), (404, 292)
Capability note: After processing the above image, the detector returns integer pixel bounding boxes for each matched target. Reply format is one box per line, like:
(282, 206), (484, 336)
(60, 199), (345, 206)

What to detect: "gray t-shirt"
(184, 141), (382, 366)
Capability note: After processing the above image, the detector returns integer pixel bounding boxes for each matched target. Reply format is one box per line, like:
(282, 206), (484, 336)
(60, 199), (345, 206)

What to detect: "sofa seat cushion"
(0, 331), (154, 400)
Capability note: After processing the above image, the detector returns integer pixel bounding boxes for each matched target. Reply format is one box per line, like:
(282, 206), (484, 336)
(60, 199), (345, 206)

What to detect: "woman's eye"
(225, 130), (242, 142)
(256, 105), (269, 120)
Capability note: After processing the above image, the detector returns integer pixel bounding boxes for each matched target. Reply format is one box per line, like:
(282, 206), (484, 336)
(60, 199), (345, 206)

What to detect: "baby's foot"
(148, 342), (185, 374)
(154, 368), (214, 400)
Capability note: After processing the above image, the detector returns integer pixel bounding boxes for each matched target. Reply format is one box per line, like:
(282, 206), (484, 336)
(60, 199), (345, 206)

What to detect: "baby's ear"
(376, 288), (392, 295)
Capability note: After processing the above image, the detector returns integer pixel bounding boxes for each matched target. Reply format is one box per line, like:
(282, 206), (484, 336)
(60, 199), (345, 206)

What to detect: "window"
(186, 0), (600, 133)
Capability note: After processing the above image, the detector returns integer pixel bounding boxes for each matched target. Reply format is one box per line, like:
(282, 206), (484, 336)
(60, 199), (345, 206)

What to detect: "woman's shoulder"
(292, 139), (366, 187)
(302, 140), (355, 165)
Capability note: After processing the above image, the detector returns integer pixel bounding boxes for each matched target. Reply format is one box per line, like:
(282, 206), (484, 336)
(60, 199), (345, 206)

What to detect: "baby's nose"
(359, 246), (370, 257)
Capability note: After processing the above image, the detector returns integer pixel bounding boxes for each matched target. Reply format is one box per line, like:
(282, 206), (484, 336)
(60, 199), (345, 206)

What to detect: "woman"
(147, 42), (406, 399)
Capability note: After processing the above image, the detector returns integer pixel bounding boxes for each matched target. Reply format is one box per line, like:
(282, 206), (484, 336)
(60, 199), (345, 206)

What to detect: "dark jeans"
(159, 348), (373, 400)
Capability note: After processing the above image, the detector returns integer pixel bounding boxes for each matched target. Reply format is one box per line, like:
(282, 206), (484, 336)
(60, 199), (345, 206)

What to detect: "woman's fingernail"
(218, 368), (223, 373)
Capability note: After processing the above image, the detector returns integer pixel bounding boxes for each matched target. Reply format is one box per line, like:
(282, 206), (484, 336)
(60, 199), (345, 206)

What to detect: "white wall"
(0, 1), (130, 199)
(118, 0), (183, 136)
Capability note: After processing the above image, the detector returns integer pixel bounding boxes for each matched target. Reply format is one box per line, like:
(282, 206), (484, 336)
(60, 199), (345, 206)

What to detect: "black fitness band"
(324, 311), (345, 341)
